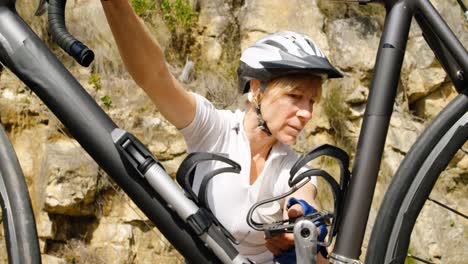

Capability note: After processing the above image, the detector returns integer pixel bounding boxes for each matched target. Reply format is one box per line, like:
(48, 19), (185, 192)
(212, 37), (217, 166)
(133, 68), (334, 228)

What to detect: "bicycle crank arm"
(294, 219), (318, 264)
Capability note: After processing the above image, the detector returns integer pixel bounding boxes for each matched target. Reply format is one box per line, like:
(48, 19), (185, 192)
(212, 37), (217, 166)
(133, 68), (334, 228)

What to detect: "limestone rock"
(198, 0), (232, 63)
(414, 84), (458, 119)
(12, 125), (50, 210)
(161, 154), (188, 178)
(100, 192), (148, 222)
(200, 38), (224, 63)
(431, 0), (468, 48)
(348, 104), (366, 120)
(380, 149), (405, 188)
(37, 211), (54, 240)
(167, 137), (188, 156)
(0, 72), (49, 127)
(131, 224), (181, 264)
(43, 139), (99, 216)
(409, 191), (467, 264)
(149, 141), (169, 157)
(457, 154), (468, 170)
(403, 24), (435, 74)
(0, 0), (466, 262)
(328, 16), (380, 71)
(41, 255), (66, 264)
(199, 0), (230, 37)
(0, 225), (5, 264)
(95, 190), (182, 263)
(39, 239), (47, 254)
(89, 219), (134, 264)
(406, 67), (446, 103)
(346, 84), (369, 104)
(305, 131), (335, 151)
(386, 112), (424, 154)
(304, 102), (331, 133)
(239, 0), (329, 54)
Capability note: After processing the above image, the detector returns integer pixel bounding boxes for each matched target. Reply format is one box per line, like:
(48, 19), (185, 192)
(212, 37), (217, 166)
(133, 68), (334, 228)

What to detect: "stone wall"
(0, 0), (466, 263)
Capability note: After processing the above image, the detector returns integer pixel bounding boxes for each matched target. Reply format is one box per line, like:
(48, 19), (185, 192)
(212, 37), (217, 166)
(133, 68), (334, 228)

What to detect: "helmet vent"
(263, 40), (289, 52)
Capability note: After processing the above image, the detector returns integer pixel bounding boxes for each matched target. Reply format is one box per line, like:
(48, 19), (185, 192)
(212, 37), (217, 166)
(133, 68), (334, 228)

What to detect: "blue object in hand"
(272, 197), (328, 264)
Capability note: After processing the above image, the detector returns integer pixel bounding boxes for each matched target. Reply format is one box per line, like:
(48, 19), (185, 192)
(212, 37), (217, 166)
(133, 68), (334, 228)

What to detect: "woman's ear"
(249, 79), (261, 95)
(249, 79), (263, 104)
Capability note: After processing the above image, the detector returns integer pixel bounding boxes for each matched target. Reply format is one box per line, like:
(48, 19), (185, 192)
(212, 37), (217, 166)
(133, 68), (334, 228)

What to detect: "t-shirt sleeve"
(179, 93), (230, 152)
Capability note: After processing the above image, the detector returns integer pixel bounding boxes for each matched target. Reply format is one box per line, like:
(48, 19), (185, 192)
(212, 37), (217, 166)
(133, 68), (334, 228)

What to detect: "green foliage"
(88, 73), (102, 91)
(356, 3), (385, 16)
(89, 73), (113, 109)
(131, 0), (156, 17)
(406, 248), (417, 264)
(159, 0), (198, 62)
(321, 79), (358, 154)
(160, 0), (197, 32)
(449, 219), (455, 227)
(100, 95), (113, 108)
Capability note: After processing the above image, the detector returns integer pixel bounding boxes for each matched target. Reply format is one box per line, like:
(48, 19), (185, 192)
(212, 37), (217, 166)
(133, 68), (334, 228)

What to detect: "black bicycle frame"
(0, 1), (224, 263)
(332, 0), (467, 261)
(0, 0), (466, 263)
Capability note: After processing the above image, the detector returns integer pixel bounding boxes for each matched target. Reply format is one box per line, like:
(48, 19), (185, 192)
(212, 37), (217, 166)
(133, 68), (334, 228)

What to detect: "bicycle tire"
(0, 123), (41, 264)
(365, 92), (468, 264)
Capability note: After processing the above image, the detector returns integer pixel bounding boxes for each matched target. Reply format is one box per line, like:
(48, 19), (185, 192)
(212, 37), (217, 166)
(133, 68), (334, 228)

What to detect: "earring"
(247, 92), (254, 103)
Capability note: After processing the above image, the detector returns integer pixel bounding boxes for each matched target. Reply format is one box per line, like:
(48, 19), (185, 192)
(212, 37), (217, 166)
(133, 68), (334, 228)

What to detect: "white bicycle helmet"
(238, 31), (343, 94)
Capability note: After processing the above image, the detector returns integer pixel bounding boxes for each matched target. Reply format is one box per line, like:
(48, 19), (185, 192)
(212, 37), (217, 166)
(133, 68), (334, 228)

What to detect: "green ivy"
(131, 0), (156, 17)
(88, 73), (102, 91)
(159, 0), (198, 62)
(100, 95), (113, 108)
(160, 0), (197, 32)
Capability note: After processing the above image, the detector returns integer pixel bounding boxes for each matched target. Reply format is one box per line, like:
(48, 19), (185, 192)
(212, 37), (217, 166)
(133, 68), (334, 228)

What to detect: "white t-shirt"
(180, 93), (316, 264)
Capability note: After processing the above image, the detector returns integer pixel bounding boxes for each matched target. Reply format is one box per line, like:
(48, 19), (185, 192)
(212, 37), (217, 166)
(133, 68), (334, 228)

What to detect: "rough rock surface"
(0, 0), (465, 263)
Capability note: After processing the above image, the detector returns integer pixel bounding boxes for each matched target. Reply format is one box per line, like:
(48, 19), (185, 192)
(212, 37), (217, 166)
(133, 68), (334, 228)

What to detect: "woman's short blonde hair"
(263, 74), (323, 103)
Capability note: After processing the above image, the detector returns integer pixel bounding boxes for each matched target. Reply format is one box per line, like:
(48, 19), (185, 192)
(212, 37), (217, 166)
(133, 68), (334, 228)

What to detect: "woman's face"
(255, 77), (322, 145)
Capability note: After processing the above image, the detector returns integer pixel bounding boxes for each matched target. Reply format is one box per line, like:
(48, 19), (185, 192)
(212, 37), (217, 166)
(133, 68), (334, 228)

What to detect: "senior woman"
(101, 1), (342, 263)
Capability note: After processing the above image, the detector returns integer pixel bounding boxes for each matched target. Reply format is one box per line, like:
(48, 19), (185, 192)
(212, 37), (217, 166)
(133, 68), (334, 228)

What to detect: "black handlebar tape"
(48, 0), (94, 67)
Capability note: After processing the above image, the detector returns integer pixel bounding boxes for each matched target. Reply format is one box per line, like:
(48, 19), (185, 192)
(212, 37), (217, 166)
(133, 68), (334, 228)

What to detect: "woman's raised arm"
(101, 0), (196, 129)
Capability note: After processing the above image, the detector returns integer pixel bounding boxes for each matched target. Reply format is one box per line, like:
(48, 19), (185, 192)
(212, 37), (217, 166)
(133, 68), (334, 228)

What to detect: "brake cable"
(456, 0), (468, 20)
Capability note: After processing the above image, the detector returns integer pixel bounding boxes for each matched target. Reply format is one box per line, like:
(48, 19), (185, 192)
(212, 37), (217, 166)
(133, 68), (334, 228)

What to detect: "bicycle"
(0, 0), (466, 263)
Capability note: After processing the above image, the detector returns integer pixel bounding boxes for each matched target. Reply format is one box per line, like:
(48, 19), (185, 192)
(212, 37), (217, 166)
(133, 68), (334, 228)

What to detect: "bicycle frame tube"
(0, 0), (14, 7)
(416, 0), (468, 74)
(332, 0), (414, 259)
(414, 0), (468, 93)
(333, 0), (467, 260)
(0, 4), (221, 263)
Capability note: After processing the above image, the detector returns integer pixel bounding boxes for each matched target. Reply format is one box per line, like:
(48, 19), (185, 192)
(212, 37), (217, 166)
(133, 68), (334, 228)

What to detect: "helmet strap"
(254, 82), (272, 136)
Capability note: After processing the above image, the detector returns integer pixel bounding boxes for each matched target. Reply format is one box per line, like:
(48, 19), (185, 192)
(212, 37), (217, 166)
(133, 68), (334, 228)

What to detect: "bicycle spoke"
(407, 254), (436, 264)
(428, 197), (468, 219)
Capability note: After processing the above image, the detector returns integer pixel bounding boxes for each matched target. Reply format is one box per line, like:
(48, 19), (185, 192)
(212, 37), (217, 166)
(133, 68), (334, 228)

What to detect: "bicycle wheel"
(366, 92), (468, 264)
(0, 123), (41, 264)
